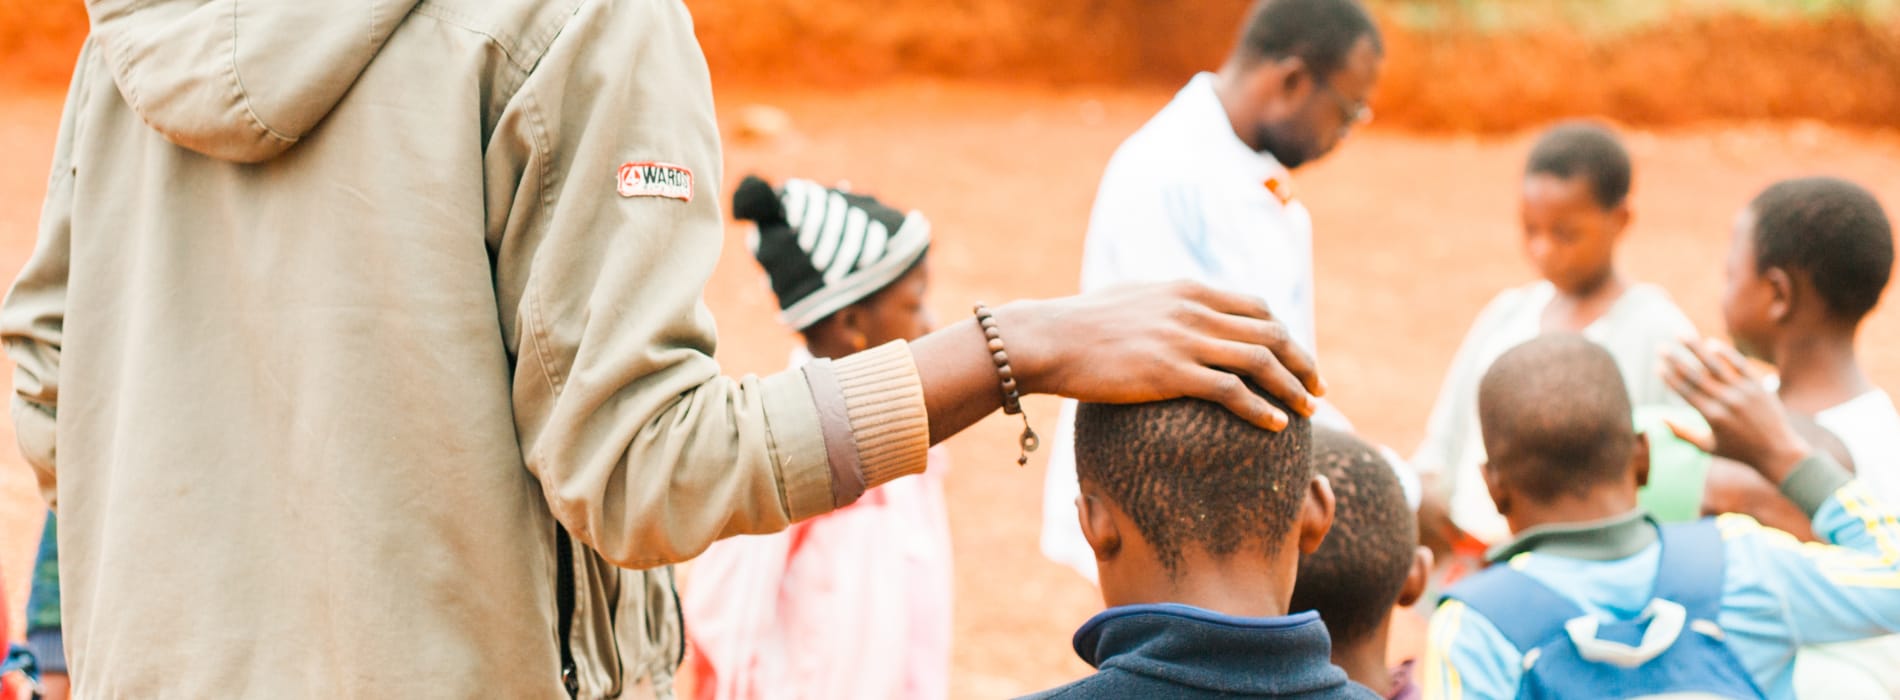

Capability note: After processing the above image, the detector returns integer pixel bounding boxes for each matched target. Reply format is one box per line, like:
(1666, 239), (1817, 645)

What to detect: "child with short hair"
(1415, 122), (1696, 549)
(1703, 176), (1900, 698)
(1293, 428), (1433, 700)
(1026, 390), (1373, 698)
(1713, 176), (1897, 501)
(681, 175), (951, 700)
(1423, 334), (1900, 699)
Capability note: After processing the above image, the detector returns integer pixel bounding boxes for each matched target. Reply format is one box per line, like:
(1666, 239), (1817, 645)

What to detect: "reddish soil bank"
(4, 2), (1897, 131)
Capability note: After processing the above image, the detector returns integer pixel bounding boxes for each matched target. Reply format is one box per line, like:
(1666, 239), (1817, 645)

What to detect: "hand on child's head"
(1004, 281), (1323, 431)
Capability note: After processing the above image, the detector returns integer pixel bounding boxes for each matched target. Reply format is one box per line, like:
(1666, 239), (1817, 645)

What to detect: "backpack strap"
(1446, 562), (1586, 653)
(1651, 520), (1728, 621)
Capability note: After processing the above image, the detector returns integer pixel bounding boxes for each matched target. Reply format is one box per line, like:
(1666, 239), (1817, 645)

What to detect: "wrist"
(990, 299), (1056, 396)
(1755, 441), (1811, 486)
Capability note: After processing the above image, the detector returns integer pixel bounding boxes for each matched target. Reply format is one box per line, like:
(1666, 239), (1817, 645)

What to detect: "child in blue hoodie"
(1024, 388), (1375, 699)
(1423, 334), (1900, 699)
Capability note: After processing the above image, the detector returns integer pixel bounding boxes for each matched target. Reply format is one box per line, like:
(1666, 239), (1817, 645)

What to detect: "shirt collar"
(1486, 509), (1659, 563)
(1071, 603), (1354, 694)
(1180, 72), (1290, 183)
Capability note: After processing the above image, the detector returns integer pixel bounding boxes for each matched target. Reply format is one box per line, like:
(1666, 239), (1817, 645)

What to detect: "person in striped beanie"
(736, 174), (935, 348)
(681, 175), (953, 700)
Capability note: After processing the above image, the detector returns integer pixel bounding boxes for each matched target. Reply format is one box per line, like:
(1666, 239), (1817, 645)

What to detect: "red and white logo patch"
(617, 162), (694, 202)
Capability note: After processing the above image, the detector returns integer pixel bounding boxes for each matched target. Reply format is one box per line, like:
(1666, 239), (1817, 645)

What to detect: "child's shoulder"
(1609, 281), (1697, 332)
(1470, 281), (1556, 321)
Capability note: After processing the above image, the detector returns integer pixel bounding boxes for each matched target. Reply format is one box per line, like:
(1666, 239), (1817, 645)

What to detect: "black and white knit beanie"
(733, 174), (932, 331)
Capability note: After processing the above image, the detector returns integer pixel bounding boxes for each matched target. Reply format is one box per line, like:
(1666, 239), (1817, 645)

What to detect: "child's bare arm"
(1701, 458), (1817, 541)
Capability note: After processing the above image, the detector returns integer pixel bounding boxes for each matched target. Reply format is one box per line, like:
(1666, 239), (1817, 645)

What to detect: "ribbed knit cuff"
(833, 340), (931, 493)
(1779, 452), (1855, 518)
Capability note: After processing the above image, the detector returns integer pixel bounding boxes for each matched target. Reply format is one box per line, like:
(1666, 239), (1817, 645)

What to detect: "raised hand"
(1659, 337), (1810, 485)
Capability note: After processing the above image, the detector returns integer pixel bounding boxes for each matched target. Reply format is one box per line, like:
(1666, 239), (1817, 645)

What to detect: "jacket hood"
(87, 0), (423, 163)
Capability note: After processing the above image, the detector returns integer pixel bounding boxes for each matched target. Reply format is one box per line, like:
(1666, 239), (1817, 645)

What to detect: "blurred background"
(3, 1), (1898, 697)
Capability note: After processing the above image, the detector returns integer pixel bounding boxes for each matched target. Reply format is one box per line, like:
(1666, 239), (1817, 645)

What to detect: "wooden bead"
(996, 364), (1013, 381)
(992, 350), (1008, 366)
(1001, 379), (1018, 395)
(987, 337), (1006, 352)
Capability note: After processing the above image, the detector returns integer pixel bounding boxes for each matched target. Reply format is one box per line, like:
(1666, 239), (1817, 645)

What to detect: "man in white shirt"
(1041, 0), (1387, 581)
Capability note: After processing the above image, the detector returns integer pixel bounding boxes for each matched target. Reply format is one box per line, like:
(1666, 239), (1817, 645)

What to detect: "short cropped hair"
(1526, 121), (1633, 210)
(1750, 177), (1894, 323)
(1234, 0), (1383, 77)
(1075, 389), (1311, 575)
(1289, 428), (1415, 645)
(1479, 335), (1635, 503)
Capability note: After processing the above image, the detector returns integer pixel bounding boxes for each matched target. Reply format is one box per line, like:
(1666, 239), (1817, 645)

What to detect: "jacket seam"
(226, 1), (298, 146)
(519, 88), (562, 400)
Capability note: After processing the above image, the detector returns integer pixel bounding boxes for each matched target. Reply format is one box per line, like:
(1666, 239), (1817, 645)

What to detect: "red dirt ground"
(5, 77), (1897, 695)
(4, 1), (1899, 131)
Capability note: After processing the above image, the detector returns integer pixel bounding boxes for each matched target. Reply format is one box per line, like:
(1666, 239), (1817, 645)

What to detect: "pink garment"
(683, 407), (953, 700)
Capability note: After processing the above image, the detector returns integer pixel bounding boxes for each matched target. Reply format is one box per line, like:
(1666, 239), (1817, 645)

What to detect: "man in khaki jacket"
(2, 0), (1325, 697)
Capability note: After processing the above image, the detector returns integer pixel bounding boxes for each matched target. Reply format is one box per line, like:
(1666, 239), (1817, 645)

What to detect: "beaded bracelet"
(974, 303), (1040, 466)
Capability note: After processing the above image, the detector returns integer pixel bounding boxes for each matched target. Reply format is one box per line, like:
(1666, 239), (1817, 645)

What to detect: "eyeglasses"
(1317, 80), (1373, 132)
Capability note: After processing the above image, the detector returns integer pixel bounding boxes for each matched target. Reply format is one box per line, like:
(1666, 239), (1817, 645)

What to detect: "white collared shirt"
(1040, 74), (1334, 583)
(1078, 72), (1317, 346)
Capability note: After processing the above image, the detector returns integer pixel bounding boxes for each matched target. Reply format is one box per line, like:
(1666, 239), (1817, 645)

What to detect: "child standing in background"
(1292, 428), (1433, 700)
(1414, 122), (1695, 551)
(1426, 335), (1900, 699)
(1703, 176), (1900, 699)
(681, 175), (952, 700)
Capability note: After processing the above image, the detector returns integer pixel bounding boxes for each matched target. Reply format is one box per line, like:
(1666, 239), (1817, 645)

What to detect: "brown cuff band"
(803, 358), (867, 508)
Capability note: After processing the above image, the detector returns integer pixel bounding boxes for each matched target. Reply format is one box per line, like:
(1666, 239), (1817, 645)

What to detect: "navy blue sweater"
(1021, 604), (1379, 699)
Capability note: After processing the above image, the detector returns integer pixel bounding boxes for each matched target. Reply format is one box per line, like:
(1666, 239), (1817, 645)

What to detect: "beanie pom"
(732, 175), (786, 225)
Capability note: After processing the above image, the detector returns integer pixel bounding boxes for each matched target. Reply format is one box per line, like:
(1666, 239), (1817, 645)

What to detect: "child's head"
(1073, 390), (1332, 610)
(1479, 334), (1648, 527)
(1521, 122), (1634, 295)
(1289, 428), (1431, 653)
(1722, 177), (1893, 362)
(733, 175), (936, 357)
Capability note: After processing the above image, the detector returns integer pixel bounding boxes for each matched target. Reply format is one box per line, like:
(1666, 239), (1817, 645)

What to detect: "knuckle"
(1171, 299), (1199, 324)
(1264, 321), (1291, 346)
(1251, 345), (1278, 372)
(1214, 373), (1246, 398)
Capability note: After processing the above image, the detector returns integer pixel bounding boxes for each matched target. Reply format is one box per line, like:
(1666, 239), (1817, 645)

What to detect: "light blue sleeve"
(1719, 480), (1900, 649)
(1423, 599), (1523, 700)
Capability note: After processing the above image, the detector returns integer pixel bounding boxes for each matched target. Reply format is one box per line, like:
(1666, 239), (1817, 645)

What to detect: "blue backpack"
(1446, 521), (1765, 700)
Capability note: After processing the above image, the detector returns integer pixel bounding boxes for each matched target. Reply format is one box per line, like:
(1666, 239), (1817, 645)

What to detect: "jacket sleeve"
(1719, 455), (1900, 647)
(0, 41), (92, 508)
(485, 0), (928, 569)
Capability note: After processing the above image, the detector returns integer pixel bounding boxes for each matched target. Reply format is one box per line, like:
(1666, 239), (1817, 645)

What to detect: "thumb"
(1665, 418), (1716, 454)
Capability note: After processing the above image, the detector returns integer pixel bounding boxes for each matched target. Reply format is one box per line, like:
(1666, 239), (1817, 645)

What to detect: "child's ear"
(1764, 266), (1795, 325)
(1298, 474), (1337, 556)
(1483, 460), (1511, 518)
(1076, 494), (1121, 563)
(1608, 201), (1633, 238)
(1398, 545), (1435, 608)
(833, 306), (870, 352)
(1632, 431), (1652, 489)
